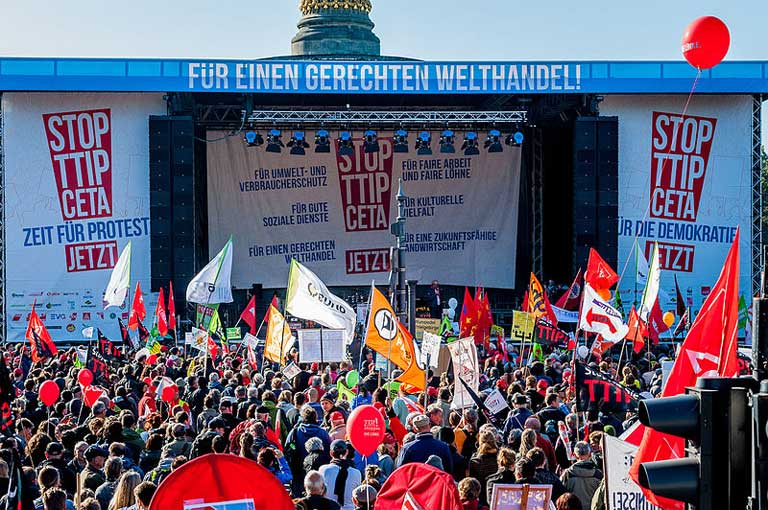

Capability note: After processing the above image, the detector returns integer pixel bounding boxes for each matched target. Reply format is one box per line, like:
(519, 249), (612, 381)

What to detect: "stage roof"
(0, 58), (766, 95)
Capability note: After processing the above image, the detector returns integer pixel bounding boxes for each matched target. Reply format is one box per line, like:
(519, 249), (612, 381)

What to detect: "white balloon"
(448, 298), (458, 310)
(577, 345), (589, 359)
(447, 309), (456, 320)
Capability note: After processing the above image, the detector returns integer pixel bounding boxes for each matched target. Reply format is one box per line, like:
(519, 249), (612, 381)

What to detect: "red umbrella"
(375, 463), (462, 510)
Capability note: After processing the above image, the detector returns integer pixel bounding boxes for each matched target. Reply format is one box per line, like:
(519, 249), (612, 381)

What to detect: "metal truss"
(753, 95), (763, 294)
(0, 95), (5, 343)
(245, 109), (527, 126)
(531, 127), (544, 278)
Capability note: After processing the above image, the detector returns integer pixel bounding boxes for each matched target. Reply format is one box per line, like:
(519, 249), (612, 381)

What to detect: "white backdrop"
(3, 93), (166, 341)
(206, 131), (522, 288)
(601, 95), (752, 320)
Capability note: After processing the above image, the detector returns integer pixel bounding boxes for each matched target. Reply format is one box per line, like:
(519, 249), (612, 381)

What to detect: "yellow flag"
(364, 286), (425, 390)
(264, 305), (293, 365)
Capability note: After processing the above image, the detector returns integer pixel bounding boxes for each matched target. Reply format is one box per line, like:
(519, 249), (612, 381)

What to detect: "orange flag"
(364, 286), (425, 390)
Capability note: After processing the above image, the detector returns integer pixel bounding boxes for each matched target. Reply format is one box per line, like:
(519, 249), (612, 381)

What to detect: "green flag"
(738, 295), (748, 329)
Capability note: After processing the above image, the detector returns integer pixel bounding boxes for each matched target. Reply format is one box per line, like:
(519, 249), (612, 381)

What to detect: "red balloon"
(39, 381), (60, 407)
(682, 16), (730, 70)
(161, 385), (178, 403)
(347, 404), (385, 457)
(78, 368), (94, 387)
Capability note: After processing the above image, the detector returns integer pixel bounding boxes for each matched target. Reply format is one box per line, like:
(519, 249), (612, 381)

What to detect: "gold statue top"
(300, 0), (373, 15)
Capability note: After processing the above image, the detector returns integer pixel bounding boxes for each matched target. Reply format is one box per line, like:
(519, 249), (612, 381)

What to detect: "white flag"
(579, 283), (629, 342)
(448, 337), (479, 410)
(635, 240), (649, 285)
(81, 327), (94, 340)
(639, 242), (660, 322)
(187, 327), (208, 352)
(186, 237), (233, 304)
(284, 259), (356, 344)
(103, 241), (131, 309)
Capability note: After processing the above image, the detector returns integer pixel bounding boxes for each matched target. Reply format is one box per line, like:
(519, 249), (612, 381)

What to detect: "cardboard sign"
(226, 327), (242, 339)
(511, 311), (535, 343)
(489, 484), (552, 510)
(603, 435), (662, 510)
(420, 332), (442, 368)
(415, 318), (441, 340)
(484, 389), (510, 415)
(282, 362), (302, 380)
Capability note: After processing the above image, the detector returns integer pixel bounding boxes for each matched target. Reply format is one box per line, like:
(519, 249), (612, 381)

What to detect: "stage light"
(266, 129), (284, 153)
(315, 129), (331, 153)
(287, 131), (310, 155)
(415, 131), (432, 155)
(461, 131), (480, 156)
(393, 129), (409, 153)
(338, 131), (354, 156)
(485, 129), (503, 153)
(244, 130), (263, 147)
(439, 130), (455, 153)
(506, 130), (525, 146)
(364, 130), (379, 153)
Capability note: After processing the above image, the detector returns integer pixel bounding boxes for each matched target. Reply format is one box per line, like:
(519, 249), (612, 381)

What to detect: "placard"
(226, 327), (242, 339)
(489, 484), (552, 510)
(484, 389), (510, 415)
(414, 318), (441, 340)
(604, 435), (662, 510)
(281, 362), (302, 380)
(297, 329), (346, 363)
(420, 332), (441, 368)
(511, 311), (535, 343)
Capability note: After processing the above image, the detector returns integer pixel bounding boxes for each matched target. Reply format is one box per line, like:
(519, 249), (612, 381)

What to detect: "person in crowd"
(560, 442), (602, 510)
(79, 446), (108, 492)
(94, 456), (123, 510)
(294, 471), (341, 510)
(484, 447), (517, 506)
(351, 484), (377, 510)
(424, 280), (443, 319)
(556, 492), (583, 510)
(396, 415), (452, 473)
(133, 481), (157, 510)
(458, 477), (485, 510)
(502, 394), (532, 442)
(468, 429), (498, 507)
(110, 471), (142, 510)
(536, 393), (567, 425)
(527, 447), (567, 500)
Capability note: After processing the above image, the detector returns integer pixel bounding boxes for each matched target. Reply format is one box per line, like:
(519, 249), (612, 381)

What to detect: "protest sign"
(448, 337), (478, 409)
(489, 484), (552, 510)
(297, 329), (345, 363)
(534, 321), (571, 349)
(420, 332), (441, 368)
(603, 434), (662, 510)
(484, 389), (509, 415)
(281, 362), (302, 380)
(415, 318), (441, 340)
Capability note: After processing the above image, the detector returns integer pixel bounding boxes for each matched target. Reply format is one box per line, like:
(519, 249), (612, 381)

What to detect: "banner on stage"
(603, 434), (662, 510)
(206, 130), (521, 288)
(297, 329), (346, 363)
(3, 93), (166, 342)
(511, 311), (535, 343)
(600, 95), (752, 332)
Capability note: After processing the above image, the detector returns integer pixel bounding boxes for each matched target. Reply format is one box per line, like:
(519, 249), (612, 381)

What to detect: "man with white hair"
(294, 470), (341, 510)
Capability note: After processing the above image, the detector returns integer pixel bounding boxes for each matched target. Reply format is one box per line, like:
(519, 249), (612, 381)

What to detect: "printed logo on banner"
(335, 138), (394, 232)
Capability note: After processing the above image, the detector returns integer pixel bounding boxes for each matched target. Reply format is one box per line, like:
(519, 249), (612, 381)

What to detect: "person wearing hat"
(320, 394), (347, 430)
(40, 442), (77, 495)
(319, 440), (362, 510)
(374, 433), (397, 479)
(502, 393), (532, 444)
(304, 436), (332, 474)
(328, 412), (347, 441)
(395, 414), (453, 474)
(351, 484), (377, 510)
(80, 445), (108, 491)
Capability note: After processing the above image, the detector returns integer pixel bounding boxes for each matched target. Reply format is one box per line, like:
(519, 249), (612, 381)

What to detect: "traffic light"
(637, 377), (756, 510)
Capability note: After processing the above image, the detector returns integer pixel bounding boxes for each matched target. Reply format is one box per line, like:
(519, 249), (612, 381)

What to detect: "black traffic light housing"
(638, 377), (757, 510)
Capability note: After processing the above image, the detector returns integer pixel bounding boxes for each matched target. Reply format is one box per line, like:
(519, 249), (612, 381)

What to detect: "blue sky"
(1, 0), (765, 143)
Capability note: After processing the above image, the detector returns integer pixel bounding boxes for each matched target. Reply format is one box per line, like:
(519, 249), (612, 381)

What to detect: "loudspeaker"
(572, 116), (619, 272)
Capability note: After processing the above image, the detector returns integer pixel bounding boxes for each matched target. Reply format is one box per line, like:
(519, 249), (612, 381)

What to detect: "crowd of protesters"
(0, 327), (672, 510)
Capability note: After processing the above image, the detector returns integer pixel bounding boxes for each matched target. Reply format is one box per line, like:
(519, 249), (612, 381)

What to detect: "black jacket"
(485, 469), (518, 504)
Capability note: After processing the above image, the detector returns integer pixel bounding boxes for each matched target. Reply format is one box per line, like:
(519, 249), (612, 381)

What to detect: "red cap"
(310, 362), (319, 372)
(427, 387), (438, 398)
(536, 379), (549, 390)
(383, 433), (396, 445)
(330, 411), (345, 423)
(13, 369), (22, 377)
(496, 379), (508, 391)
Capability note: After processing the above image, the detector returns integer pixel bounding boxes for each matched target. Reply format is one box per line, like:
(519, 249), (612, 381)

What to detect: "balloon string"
(615, 69), (703, 290)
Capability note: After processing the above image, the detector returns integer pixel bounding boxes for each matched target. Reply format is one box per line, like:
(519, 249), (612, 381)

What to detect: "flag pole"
(359, 282), (374, 394)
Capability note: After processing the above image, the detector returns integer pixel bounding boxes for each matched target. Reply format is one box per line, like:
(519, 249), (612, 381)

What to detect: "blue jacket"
(287, 422), (331, 458)
(503, 408), (533, 442)
(396, 432), (453, 473)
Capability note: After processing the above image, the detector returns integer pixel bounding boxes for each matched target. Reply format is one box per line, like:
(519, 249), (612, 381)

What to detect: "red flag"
(473, 287), (491, 346)
(247, 342), (258, 370)
(459, 287), (476, 337)
(555, 268), (583, 310)
(263, 295), (278, 323)
(207, 335), (218, 360)
(629, 229), (740, 509)
(585, 248), (619, 292)
(26, 302), (58, 362)
(155, 287), (168, 337)
(241, 296), (257, 335)
(128, 282), (146, 331)
(521, 290), (529, 312)
(647, 300), (669, 344)
(168, 281), (177, 332)
(624, 306), (648, 354)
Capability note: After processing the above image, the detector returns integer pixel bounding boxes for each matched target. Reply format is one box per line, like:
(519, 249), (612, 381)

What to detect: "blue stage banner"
(0, 58), (766, 94)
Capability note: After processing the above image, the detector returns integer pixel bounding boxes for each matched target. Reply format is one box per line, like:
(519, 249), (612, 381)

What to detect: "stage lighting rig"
(338, 131), (354, 156)
(439, 130), (455, 153)
(364, 130), (379, 153)
(415, 131), (432, 155)
(244, 130), (263, 147)
(315, 129), (331, 153)
(461, 132), (480, 156)
(266, 129), (284, 153)
(485, 129), (503, 153)
(393, 129), (409, 153)
(505, 130), (525, 147)
(287, 131), (310, 155)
